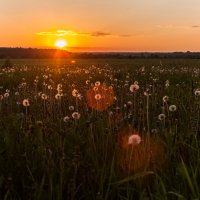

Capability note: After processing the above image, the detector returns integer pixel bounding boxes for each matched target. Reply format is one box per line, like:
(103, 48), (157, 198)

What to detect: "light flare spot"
(86, 84), (115, 111)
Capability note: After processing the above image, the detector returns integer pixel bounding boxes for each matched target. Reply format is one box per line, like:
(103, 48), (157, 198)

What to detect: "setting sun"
(55, 39), (68, 48)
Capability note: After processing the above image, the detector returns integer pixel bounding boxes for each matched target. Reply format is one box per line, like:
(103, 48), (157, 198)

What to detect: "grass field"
(0, 58), (200, 199)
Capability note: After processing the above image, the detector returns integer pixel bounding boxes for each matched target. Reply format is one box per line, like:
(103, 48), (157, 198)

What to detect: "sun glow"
(55, 39), (68, 48)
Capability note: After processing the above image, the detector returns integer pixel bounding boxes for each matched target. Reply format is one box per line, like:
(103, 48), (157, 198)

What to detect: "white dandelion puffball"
(63, 116), (70, 122)
(22, 99), (30, 107)
(72, 112), (81, 120)
(169, 105), (177, 112)
(95, 93), (102, 100)
(128, 134), (142, 146)
(72, 89), (79, 97)
(195, 89), (200, 96)
(41, 93), (48, 100)
(158, 113), (166, 121)
(69, 105), (75, 111)
(127, 101), (133, 106)
(95, 81), (101, 87)
(129, 84), (139, 92)
(55, 93), (62, 100)
(162, 95), (169, 102)
(4, 93), (9, 98)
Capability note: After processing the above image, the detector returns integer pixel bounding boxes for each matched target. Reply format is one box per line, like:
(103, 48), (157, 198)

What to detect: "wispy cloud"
(37, 29), (132, 37)
(156, 24), (200, 29)
(90, 31), (111, 37)
(192, 25), (200, 28)
(37, 30), (77, 36)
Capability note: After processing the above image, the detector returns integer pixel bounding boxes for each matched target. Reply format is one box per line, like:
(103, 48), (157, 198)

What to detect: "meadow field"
(0, 58), (200, 199)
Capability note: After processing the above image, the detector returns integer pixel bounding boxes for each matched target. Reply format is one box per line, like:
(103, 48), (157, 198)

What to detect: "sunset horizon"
(1, 0), (200, 52)
(1, 1), (200, 198)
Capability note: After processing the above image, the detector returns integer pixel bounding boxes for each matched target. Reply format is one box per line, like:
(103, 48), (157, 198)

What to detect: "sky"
(0, 0), (200, 52)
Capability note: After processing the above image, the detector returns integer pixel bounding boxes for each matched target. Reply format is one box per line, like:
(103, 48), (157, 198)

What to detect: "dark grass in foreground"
(0, 59), (200, 199)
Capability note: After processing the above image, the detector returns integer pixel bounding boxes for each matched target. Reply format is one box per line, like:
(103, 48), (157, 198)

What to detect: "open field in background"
(1, 58), (200, 67)
(0, 58), (200, 199)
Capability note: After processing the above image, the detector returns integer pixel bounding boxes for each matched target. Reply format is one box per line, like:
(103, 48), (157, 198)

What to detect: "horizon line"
(0, 47), (199, 53)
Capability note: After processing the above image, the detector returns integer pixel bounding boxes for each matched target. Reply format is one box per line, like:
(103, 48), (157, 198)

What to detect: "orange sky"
(0, 0), (200, 52)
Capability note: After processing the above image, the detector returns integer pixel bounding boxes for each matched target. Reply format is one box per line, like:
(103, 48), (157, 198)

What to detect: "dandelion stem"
(146, 95), (150, 136)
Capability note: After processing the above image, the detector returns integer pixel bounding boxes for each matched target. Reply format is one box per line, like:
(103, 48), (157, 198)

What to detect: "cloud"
(37, 30), (77, 36)
(89, 31), (111, 37)
(192, 25), (200, 28)
(156, 24), (200, 30)
(37, 29), (132, 38)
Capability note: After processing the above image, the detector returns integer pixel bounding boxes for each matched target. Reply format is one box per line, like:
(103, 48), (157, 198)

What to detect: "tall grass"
(0, 59), (200, 199)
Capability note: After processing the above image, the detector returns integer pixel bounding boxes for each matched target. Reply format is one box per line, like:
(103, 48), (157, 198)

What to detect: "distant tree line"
(0, 48), (200, 59)
(0, 48), (71, 59)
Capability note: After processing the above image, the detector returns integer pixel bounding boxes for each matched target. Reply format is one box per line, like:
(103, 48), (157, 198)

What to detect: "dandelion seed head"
(162, 95), (169, 102)
(158, 113), (166, 121)
(195, 89), (200, 96)
(72, 89), (79, 97)
(22, 99), (30, 107)
(55, 93), (62, 100)
(4, 93), (9, 98)
(169, 105), (177, 112)
(69, 105), (74, 111)
(95, 81), (101, 87)
(127, 101), (132, 106)
(63, 116), (70, 122)
(72, 112), (81, 120)
(41, 93), (48, 100)
(128, 134), (142, 145)
(95, 93), (102, 100)
(130, 84), (139, 92)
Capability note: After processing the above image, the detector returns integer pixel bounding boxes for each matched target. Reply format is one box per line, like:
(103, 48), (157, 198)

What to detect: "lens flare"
(86, 84), (115, 111)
